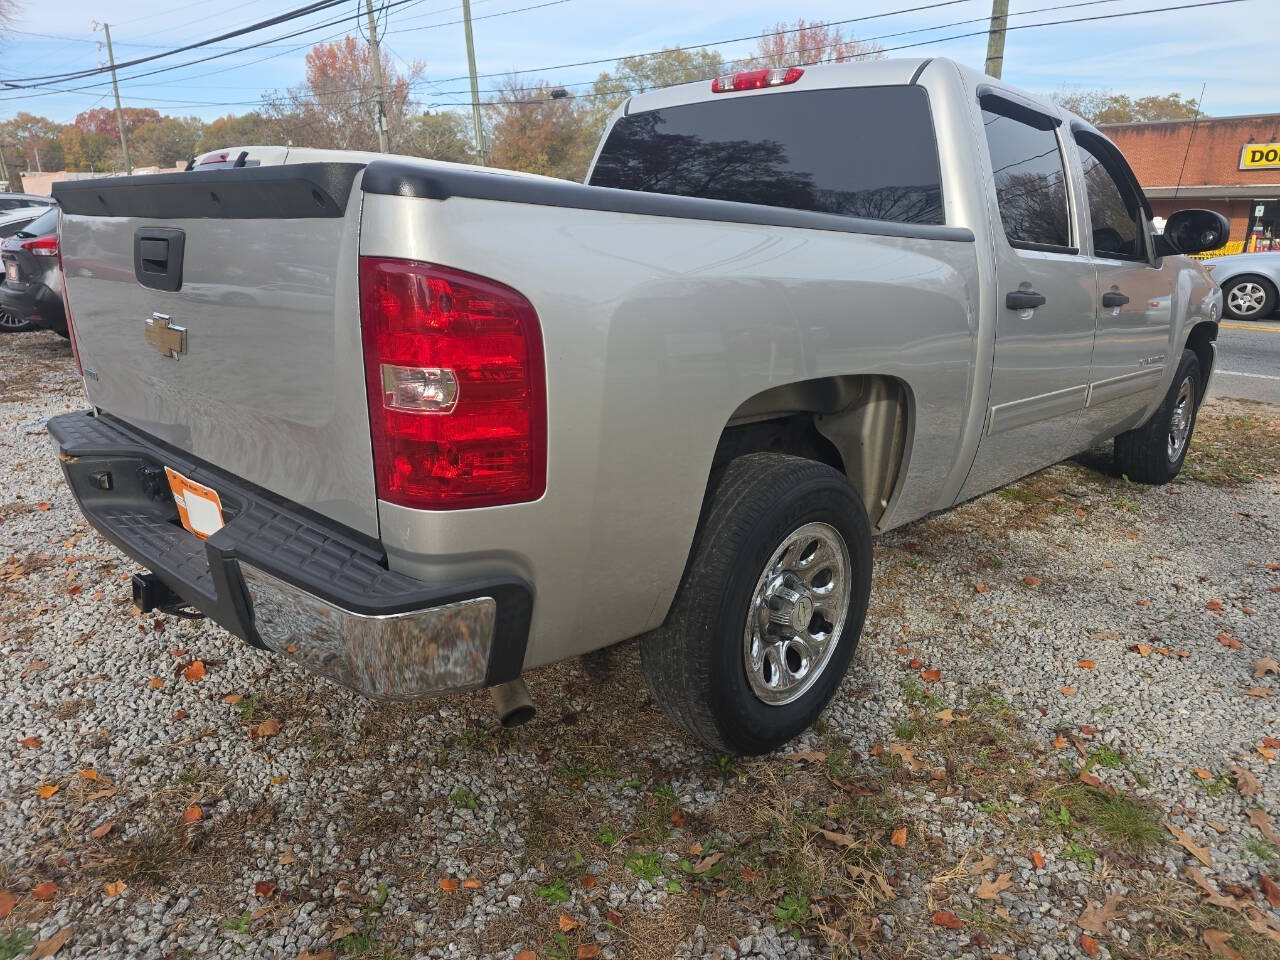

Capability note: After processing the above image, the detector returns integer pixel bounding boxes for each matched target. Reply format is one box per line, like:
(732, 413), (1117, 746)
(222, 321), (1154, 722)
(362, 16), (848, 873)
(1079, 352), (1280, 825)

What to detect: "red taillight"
(711, 66), (804, 93)
(358, 257), (546, 510)
(55, 222), (83, 376)
(22, 235), (58, 257)
(199, 151), (230, 165)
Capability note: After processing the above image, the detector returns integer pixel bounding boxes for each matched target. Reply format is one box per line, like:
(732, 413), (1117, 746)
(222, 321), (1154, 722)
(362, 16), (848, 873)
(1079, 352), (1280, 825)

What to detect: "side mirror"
(1156, 208), (1229, 257)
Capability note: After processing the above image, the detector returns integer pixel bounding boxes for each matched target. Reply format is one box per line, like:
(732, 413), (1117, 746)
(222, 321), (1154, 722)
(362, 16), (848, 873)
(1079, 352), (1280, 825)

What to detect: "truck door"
(958, 93), (1098, 500)
(1071, 130), (1176, 443)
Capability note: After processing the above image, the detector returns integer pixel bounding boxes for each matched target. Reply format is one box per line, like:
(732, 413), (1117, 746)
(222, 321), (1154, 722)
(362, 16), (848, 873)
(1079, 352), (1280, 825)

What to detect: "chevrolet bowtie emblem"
(145, 312), (186, 359)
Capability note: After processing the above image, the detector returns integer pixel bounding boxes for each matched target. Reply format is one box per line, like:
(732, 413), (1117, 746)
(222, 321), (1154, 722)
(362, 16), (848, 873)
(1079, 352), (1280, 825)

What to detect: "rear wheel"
(1113, 349), (1200, 484)
(1222, 274), (1276, 321)
(641, 453), (872, 755)
(0, 308), (38, 333)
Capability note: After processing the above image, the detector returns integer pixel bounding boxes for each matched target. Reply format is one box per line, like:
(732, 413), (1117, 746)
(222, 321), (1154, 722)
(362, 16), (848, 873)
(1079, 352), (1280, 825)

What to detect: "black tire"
(641, 453), (873, 755)
(1221, 274), (1277, 321)
(0, 309), (39, 333)
(1113, 349), (1201, 484)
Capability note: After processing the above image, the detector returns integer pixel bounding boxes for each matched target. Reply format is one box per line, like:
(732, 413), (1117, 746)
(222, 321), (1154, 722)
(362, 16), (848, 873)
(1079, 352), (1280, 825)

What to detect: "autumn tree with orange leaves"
(751, 18), (884, 69)
(262, 36), (422, 152)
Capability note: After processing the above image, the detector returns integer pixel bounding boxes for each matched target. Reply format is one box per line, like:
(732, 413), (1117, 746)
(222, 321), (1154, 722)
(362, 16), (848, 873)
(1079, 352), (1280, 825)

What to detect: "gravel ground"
(2, 330), (1279, 960)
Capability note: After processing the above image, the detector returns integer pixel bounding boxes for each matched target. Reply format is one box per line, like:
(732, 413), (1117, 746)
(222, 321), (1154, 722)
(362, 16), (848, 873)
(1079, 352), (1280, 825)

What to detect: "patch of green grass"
(625, 850), (662, 883)
(594, 826), (618, 849)
(1055, 785), (1164, 852)
(773, 893), (810, 937)
(1046, 803), (1074, 832)
(1113, 495), (1139, 512)
(544, 932), (573, 960)
(1200, 774), (1232, 797)
(1063, 841), (1097, 869)
(900, 677), (926, 706)
(554, 757), (615, 783)
(0, 931), (35, 960)
(235, 694), (257, 720)
(1246, 838), (1277, 862)
(1087, 746), (1124, 769)
(224, 909), (253, 934)
(894, 719), (919, 741)
(714, 754), (735, 775)
(535, 877), (570, 904)
(449, 787), (478, 811)
(997, 486), (1040, 504)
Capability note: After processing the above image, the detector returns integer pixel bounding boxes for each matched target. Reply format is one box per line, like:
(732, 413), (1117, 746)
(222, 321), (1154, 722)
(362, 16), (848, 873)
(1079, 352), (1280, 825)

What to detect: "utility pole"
(94, 21), (132, 173)
(0, 147), (9, 190)
(363, 0), (390, 153)
(460, 0), (486, 165)
(984, 0), (1009, 79)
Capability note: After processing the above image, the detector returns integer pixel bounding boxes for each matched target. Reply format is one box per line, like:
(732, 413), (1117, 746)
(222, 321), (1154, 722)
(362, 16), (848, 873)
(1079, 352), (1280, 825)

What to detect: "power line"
(1, 0), (355, 88)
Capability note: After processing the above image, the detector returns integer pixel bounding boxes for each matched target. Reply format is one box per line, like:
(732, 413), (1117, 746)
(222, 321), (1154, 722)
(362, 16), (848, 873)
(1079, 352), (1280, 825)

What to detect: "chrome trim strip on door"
(1084, 366), (1162, 407)
(986, 383), (1088, 436)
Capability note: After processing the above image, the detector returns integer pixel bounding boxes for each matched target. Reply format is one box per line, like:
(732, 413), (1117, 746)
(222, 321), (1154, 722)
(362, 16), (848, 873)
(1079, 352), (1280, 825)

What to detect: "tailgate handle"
(133, 227), (185, 292)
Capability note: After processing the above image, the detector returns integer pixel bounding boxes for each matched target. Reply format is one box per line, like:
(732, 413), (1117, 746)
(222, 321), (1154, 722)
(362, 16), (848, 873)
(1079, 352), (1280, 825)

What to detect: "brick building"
(1102, 113), (1280, 256)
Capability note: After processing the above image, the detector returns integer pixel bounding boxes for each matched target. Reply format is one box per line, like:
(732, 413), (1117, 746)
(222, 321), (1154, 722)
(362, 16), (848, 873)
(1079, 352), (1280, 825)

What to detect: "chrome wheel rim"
(0, 309), (27, 330)
(1168, 376), (1195, 462)
(1227, 281), (1267, 317)
(744, 521), (851, 706)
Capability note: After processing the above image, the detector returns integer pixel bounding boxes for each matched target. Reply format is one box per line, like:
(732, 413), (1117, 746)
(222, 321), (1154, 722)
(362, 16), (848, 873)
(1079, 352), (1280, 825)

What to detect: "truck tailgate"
(53, 164), (380, 537)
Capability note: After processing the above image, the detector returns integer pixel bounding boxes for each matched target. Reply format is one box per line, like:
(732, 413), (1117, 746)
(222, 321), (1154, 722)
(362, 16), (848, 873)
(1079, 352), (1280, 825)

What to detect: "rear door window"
(590, 85), (944, 225)
(980, 97), (1072, 250)
(20, 207), (59, 238)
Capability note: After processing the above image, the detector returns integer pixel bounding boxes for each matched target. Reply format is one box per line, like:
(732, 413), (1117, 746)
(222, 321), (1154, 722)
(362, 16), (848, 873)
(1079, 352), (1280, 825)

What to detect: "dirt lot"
(2, 331), (1280, 960)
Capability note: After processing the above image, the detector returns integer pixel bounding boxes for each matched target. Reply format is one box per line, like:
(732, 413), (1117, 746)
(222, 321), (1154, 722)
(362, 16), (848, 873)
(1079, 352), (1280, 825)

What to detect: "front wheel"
(0, 308), (39, 333)
(1113, 349), (1201, 484)
(641, 453), (873, 755)
(1222, 274), (1276, 321)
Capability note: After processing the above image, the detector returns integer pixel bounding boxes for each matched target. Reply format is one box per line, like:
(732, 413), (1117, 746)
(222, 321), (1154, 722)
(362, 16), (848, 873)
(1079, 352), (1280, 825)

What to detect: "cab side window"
(1076, 134), (1146, 260)
(980, 96), (1072, 250)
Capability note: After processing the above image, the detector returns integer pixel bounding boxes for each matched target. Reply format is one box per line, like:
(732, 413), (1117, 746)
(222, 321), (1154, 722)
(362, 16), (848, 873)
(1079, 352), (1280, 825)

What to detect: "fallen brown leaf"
(1130, 643), (1152, 656)
(968, 854), (997, 875)
(785, 750), (827, 763)
(890, 826), (907, 848)
(223, 693), (243, 704)
(89, 787), (117, 801)
(1255, 657), (1280, 678)
(1167, 824), (1212, 867)
(182, 660), (205, 683)
(1031, 850), (1045, 869)
(694, 851), (726, 872)
(89, 821), (113, 840)
(1078, 659), (1096, 670)
(1206, 599), (1224, 612)
(1204, 929), (1244, 960)
(1260, 875), (1280, 909)
(103, 880), (126, 898)
(513, 952), (537, 960)
(888, 743), (925, 770)
(1078, 892), (1124, 934)
(814, 830), (856, 850)
(0, 890), (14, 918)
(1249, 809), (1280, 847)
(558, 913), (579, 932)
(976, 872), (1014, 901)
(920, 667), (941, 682)
(37, 783), (59, 799)
(1233, 766), (1262, 797)
(32, 881), (58, 901)
(1080, 934), (1100, 958)
(1023, 575), (1042, 587)
(20, 735), (42, 748)
(462, 878), (482, 890)
(149, 677), (164, 689)
(1194, 768), (1213, 780)
(1218, 633), (1243, 650)
(182, 804), (203, 824)
(439, 877), (458, 892)
(1248, 688), (1273, 698)
(1259, 746), (1277, 761)
(254, 880), (277, 899)
(298, 951), (337, 960)
(1185, 867), (1239, 910)
(249, 718), (281, 739)
(1078, 772), (1102, 787)
(577, 946), (601, 960)
(1059, 686), (1076, 697)
(931, 910), (963, 930)
(30, 926), (72, 960)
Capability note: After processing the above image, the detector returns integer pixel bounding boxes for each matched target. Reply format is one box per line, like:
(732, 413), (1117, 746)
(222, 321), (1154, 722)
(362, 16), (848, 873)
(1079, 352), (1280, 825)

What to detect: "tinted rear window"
(589, 85), (944, 225)
(23, 208), (59, 237)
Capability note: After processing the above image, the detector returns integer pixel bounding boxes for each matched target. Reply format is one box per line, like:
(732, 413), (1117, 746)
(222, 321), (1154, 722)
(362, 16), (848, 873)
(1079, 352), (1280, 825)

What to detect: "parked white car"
(1203, 250), (1280, 320)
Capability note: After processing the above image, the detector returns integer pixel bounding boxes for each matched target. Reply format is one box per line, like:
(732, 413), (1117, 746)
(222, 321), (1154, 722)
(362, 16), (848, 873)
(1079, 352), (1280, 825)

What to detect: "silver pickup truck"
(49, 57), (1226, 754)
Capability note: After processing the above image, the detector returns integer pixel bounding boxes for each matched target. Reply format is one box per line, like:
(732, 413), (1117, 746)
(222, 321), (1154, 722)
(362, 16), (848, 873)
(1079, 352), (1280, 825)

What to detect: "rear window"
(589, 85), (944, 225)
(21, 207), (59, 238)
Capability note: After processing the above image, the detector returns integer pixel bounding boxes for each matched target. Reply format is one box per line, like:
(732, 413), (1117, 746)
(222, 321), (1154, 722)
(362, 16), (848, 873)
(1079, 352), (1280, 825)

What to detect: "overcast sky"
(2, 0), (1277, 124)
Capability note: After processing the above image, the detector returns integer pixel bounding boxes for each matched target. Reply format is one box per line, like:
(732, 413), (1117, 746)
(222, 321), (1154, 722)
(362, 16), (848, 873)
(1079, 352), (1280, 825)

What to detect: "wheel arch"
(710, 374), (914, 532)
(1184, 319), (1218, 401)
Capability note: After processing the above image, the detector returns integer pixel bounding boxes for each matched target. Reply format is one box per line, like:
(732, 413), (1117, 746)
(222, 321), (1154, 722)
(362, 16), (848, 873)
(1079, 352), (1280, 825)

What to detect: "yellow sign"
(1240, 143), (1280, 170)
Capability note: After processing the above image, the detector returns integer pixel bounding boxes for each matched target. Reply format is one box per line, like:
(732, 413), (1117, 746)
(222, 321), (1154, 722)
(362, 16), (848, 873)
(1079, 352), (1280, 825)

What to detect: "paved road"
(1208, 316), (1280, 405)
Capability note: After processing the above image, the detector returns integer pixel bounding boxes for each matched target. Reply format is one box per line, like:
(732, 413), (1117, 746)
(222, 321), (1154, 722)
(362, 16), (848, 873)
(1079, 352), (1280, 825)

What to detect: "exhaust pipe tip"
(489, 678), (535, 728)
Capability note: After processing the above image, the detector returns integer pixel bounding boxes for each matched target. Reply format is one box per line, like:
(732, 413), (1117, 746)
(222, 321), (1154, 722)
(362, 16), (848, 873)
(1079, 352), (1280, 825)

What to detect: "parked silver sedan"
(1203, 251), (1280, 320)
